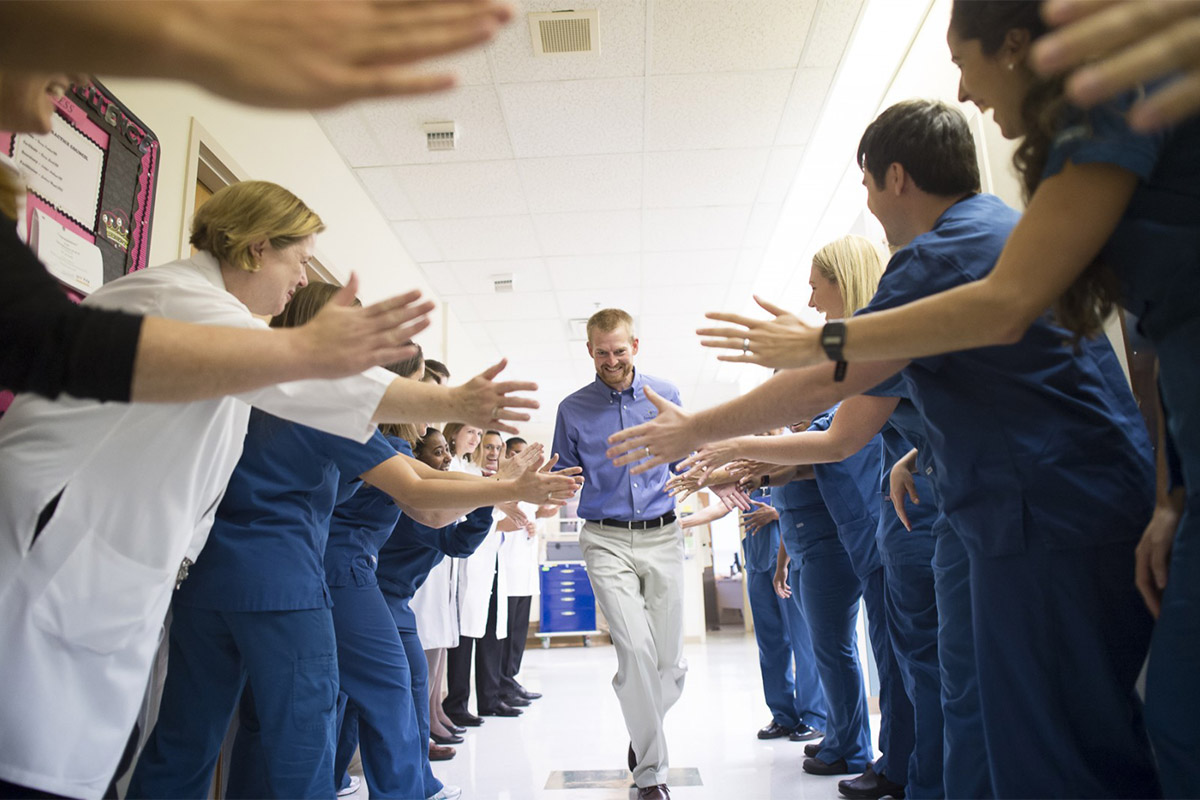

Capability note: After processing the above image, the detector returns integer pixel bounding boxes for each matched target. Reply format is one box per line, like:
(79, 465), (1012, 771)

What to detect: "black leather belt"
(590, 511), (676, 530)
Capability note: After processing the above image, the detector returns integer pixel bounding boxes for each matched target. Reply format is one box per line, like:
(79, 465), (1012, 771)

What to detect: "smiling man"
(551, 308), (683, 800)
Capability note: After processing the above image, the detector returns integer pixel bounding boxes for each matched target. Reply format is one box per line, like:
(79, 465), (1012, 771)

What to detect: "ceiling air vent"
(422, 121), (456, 151)
(567, 318), (590, 341)
(492, 273), (514, 293)
(529, 9), (599, 55)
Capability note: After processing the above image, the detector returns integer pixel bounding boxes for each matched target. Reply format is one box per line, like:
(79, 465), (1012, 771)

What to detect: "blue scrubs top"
(324, 436), (412, 589)
(742, 488), (781, 573)
(859, 193), (1155, 558)
(1044, 86), (1200, 346)
(772, 441), (841, 562)
(176, 411), (397, 611)
(376, 506), (495, 632)
(810, 407), (883, 579)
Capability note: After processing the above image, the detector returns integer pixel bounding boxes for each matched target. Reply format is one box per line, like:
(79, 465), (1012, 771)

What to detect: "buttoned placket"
(614, 385), (645, 517)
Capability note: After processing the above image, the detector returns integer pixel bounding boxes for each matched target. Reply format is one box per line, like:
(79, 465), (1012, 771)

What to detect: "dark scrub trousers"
(809, 410), (914, 786)
(858, 192), (1159, 798)
(377, 506), (497, 800)
(1039, 86), (1200, 798)
(128, 410), (398, 799)
(742, 488), (826, 733)
(776, 463), (871, 771)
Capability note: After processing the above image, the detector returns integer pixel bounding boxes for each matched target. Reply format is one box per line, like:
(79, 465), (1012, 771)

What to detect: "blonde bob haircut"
(190, 180), (325, 273)
(586, 307), (635, 343)
(811, 234), (888, 317)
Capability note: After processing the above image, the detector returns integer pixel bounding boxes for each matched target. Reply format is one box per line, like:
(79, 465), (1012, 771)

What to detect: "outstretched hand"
(697, 296), (826, 369)
(496, 442), (544, 480)
(740, 500), (779, 535)
(514, 451), (581, 506)
(299, 274), (434, 378)
(451, 359), (538, 435)
(606, 386), (699, 475)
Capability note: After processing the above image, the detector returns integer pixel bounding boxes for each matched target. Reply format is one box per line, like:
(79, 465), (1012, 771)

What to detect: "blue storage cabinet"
(537, 562), (600, 646)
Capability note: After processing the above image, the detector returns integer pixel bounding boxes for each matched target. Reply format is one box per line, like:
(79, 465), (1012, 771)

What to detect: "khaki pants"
(579, 521), (687, 788)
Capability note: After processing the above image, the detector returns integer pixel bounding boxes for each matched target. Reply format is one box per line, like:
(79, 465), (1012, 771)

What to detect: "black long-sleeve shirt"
(1, 217), (142, 402)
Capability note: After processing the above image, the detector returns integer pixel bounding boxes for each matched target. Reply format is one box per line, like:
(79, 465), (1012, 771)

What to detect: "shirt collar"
(592, 367), (644, 398)
(188, 250), (228, 292)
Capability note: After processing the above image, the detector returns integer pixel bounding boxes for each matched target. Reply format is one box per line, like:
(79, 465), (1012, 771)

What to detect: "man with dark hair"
(608, 99), (1159, 797)
(552, 308), (683, 800)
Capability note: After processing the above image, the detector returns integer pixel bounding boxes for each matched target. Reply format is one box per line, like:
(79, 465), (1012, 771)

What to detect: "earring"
(1007, 62), (1015, 71)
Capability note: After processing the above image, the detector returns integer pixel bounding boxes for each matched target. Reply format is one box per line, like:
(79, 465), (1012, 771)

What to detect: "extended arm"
(679, 500), (732, 529)
(371, 359), (537, 434)
(362, 452), (579, 509)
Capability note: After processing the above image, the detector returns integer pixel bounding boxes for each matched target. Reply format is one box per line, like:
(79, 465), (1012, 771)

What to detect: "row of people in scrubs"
(606, 3), (1199, 796)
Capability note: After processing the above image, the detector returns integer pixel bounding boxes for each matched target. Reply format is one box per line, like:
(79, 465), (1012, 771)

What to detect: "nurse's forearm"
(397, 503), (472, 529)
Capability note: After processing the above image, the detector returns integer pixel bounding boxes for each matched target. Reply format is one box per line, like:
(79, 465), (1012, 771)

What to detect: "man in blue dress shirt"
(551, 308), (683, 800)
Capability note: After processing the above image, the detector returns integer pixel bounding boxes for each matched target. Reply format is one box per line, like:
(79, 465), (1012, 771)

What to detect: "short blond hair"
(190, 180), (324, 273)
(586, 308), (635, 343)
(811, 235), (888, 317)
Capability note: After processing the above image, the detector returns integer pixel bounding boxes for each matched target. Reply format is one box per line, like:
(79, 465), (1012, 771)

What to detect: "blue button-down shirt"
(551, 370), (681, 522)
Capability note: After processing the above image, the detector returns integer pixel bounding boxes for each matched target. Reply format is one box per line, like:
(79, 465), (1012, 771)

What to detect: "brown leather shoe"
(636, 785), (670, 800)
(428, 743), (456, 761)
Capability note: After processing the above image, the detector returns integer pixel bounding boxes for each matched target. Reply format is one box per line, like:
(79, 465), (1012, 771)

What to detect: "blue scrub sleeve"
(313, 426), (400, 480)
(1043, 89), (1167, 182)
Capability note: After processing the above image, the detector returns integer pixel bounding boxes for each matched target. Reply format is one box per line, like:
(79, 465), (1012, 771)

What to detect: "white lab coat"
(497, 502), (541, 598)
(451, 457), (508, 640)
(412, 556), (459, 649)
(0, 253), (392, 799)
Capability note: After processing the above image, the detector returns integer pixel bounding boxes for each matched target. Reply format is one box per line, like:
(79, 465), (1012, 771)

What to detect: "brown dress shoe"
(428, 743), (456, 761)
(636, 785), (670, 800)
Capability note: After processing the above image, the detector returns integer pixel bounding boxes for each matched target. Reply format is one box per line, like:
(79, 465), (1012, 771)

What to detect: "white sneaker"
(337, 775), (361, 797)
(427, 785), (463, 800)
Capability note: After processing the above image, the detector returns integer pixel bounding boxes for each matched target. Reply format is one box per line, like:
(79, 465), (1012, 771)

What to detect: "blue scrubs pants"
(970, 531), (1159, 798)
(861, 566), (913, 786)
(400, 627), (442, 799)
(329, 583), (426, 800)
(791, 552), (872, 770)
(932, 519), (991, 799)
(881, 558), (942, 799)
(1144, 323), (1200, 798)
(746, 568), (826, 731)
(128, 606), (337, 800)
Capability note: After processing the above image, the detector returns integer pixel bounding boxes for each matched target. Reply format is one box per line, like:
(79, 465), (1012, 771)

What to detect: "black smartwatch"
(761, 474), (771, 487)
(821, 320), (848, 382)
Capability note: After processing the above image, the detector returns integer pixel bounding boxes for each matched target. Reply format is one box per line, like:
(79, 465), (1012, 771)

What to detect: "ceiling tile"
(444, 291), (560, 321)
(518, 153), (643, 213)
(757, 147), (806, 205)
(425, 215), (540, 260)
(446, 258), (553, 294)
(641, 250), (739, 286)
(315, 104), (388, 168)
(555, 287), (644, 320)
(643, 148), (770, 208)
(637, 313), (709, 342)
(775, 67), (837, 146)
(499, 78), (645, 158)
(646, 71), (794, 151)
(650, 0), (817, 74)
(546, 253), (642, 291)
(419, 262), (464, 296)
(390, 161), (528, 219)
(642, 206), (751, 252)
(640, 283), (730, 318)
(489, 0), (647, 83)
(358, 86), (513, 165)
(532, 209), (642, 256)
(801, 0), (866, 68)
(419, 48), (494, 85)
(355, 167), (419, 220)
(743, 203), (782, 248)
(390, 221), (443, 262)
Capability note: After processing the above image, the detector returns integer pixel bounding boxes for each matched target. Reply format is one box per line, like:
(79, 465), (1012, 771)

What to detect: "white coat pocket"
(32, 532), (165, 655)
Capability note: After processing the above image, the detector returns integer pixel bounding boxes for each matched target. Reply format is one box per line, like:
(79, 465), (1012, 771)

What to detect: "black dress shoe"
(636, 784), (670, 799)
(502, 694), (531, 707)
(430, 731), (464, 745)
(478, 702), (521, 717)
(757, 721), (794, 739)
(838, 764), (906, 799)
(519, 688), (542, 700)
(804, 743), (821, 758)
(447, 712), (483, 727)
(628, 742), (637, 772)
(803, 756), (852, 776)
(448, 723), (467, 734)
(789, 723), (823, 742)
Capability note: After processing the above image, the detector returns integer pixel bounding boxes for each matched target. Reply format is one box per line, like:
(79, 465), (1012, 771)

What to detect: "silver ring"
(645, 446), (653, 459)
(742, 338), (750, 354)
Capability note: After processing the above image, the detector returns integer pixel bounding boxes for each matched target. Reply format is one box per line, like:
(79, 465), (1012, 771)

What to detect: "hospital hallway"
(344, 629), (879, 800)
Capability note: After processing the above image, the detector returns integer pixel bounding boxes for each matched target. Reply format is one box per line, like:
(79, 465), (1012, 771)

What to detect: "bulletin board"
(1, 77), (160, 296)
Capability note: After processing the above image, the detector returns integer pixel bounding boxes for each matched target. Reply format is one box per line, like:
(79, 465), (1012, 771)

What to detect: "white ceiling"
(315, 0), (868, 425)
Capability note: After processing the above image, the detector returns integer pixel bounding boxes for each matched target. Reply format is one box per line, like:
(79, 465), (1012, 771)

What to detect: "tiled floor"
(348, 629), (880, 799)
